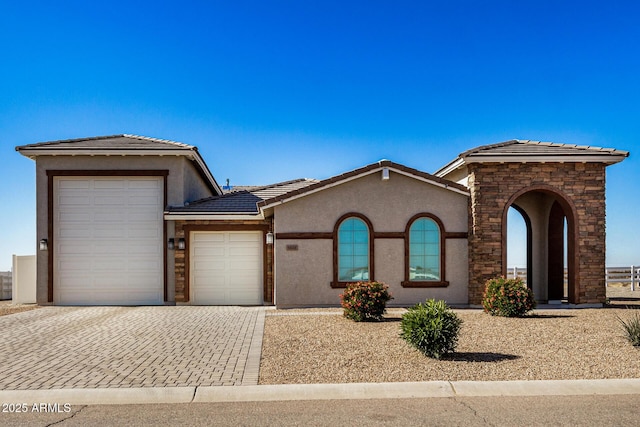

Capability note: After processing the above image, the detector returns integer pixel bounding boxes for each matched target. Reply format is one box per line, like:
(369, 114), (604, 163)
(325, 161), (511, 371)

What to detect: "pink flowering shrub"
(340, 281), (392, 322)
(482, 277), (536, 317)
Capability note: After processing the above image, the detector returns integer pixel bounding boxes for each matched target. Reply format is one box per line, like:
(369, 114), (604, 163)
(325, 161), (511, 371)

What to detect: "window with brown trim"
(402, 213), (449, 288)
(331, 213), (374, 288)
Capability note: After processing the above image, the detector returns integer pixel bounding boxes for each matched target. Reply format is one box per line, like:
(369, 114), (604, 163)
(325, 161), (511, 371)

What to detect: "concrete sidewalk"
(2, 379), (640, 406)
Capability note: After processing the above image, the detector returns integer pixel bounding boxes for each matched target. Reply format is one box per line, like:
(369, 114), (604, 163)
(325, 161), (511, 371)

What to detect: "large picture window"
(409, 218), (440, 281)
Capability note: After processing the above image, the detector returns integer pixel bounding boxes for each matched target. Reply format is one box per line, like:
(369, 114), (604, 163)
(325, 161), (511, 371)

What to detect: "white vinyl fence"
(605, 266), (640, 291)
(12, 255), (36, 304)
(507, 265), (640, 290)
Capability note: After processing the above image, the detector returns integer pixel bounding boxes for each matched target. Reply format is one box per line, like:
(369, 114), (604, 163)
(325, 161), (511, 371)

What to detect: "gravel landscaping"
(0, 304), (38, 317)
(259, 308), (640, 384)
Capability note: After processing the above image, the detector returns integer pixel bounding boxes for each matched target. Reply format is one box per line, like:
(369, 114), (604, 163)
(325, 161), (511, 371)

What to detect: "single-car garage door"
(53, 176), (164, 305)
(190, 231), (263, 305)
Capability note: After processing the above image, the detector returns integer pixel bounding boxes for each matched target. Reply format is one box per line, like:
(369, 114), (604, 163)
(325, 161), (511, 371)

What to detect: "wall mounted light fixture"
(168, 238), (175, 250)
(39, 239), (48, 251)
(266, 231), (274, 245)
(177, 238), (186, 250)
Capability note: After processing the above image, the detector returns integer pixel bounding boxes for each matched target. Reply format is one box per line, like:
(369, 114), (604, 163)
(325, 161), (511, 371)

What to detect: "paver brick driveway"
(0, 306), (265, 390)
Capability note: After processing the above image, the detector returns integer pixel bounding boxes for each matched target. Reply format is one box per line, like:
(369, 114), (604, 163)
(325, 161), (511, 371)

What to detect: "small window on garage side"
(338, 217), (370, 282)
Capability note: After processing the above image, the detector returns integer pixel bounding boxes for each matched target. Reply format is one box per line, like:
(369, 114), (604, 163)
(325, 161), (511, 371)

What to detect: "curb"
(2, 379), (640, 405)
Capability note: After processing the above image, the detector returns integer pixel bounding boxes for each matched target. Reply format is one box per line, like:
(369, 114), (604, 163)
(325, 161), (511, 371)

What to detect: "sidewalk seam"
(448, 381), (457, 396)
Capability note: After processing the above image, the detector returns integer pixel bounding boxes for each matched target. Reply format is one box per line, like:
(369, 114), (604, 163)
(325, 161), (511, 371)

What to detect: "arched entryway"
(502, 186), (578, 304)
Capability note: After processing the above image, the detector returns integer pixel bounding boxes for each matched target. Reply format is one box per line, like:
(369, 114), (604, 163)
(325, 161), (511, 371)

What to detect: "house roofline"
(435, 140), (629, 178)
(163, 213), (264, 221)
(15, 134), (194, 150)
(16, 134), (223, 196)
(257, 160), (469, 211)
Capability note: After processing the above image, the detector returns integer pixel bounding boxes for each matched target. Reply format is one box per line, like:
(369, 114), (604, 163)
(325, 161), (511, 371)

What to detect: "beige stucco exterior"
(272, 169), (469, 307)
(33, 155), (214, 304)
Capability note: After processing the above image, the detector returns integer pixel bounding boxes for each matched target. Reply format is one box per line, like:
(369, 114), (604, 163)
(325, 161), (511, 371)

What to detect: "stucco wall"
(33, 155), (214, 304)
(273, 170), (469, 307)
(182, 160), (215, 204)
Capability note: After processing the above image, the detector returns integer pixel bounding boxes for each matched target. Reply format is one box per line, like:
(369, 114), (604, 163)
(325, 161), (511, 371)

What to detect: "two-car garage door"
(53, 176), (164, 305)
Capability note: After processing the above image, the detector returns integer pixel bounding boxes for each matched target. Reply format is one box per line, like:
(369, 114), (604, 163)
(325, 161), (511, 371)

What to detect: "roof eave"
(15, 148), (192, 158)
(164, 212), (264, 221)
(463, 153), (629, 164)
(190, 148), (223, 196)
(434, 157), (465, 178)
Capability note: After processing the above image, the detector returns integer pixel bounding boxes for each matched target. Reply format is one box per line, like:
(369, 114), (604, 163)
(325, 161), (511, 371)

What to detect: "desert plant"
(482, 277), (536, 317)
(618, 311), (640, 347)
(340, 281), (392, 322)
(400, 299), (462, 359)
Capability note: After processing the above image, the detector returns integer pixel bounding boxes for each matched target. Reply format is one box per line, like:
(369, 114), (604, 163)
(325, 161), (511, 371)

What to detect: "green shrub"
(340, 281), (392, 322)
(400, 299), (462, 359)
(482, 277), (536, 317)
(618, 311), (640, 347)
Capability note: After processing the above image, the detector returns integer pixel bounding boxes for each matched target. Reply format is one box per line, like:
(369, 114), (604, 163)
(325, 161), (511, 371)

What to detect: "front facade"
(17, 136), (628, 307)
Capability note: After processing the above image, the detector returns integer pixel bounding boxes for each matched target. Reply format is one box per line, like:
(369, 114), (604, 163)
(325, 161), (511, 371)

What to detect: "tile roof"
(250, 179), (321, 199)
(169, 179), (319, 214)
(460, 139), (629, 158)
(435, 139), (629, 178)
(170, 191), (263, 214)
(16, 134), (223, 196)
(16, 134), (194, 151)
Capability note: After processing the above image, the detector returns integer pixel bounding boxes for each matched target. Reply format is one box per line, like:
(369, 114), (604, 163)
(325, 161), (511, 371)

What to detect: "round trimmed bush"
(400, 299), (462, 359)
(482, 277), (536, 317)
(339, 281), (392, 322)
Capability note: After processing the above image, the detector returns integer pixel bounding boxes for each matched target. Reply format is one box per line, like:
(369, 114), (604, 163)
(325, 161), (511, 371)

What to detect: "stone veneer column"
(467, 162), (606, 305)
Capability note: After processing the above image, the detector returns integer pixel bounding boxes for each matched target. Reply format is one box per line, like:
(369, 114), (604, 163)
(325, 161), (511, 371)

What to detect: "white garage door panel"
(191, 231), (263, 305)
(54, 176), (164, 305)
(56, 290), (160, 306)
(59, 196), (91, 206)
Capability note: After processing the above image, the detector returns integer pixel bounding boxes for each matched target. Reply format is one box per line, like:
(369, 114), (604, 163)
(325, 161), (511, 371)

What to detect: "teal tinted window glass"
(409, 218), (440, 281)
(338, 217), (369, 281)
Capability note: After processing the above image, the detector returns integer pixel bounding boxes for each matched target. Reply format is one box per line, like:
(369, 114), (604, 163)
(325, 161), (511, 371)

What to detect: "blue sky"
(1, 1), (638, 271)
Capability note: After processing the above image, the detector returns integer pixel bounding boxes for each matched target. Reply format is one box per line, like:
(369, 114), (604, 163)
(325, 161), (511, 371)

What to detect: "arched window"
(403, 214), (448, 287)
(338, 217), (370, 281)
(332, 213), (374, 287)
(409, 218), (441, 281)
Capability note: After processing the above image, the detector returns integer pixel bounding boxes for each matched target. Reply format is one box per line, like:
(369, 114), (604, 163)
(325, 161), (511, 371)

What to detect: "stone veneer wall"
(467, 162), (606, 305)
(173, 219), (274, 303)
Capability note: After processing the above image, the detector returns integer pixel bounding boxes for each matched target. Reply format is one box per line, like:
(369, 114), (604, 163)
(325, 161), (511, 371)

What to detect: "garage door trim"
(47, 170), (168, 303)
(182, 223), (270, 304)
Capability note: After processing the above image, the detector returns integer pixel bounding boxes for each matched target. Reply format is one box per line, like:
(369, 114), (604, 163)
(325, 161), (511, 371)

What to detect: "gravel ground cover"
(259, 308), (640, 384)
(0, 304), (38, 317)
